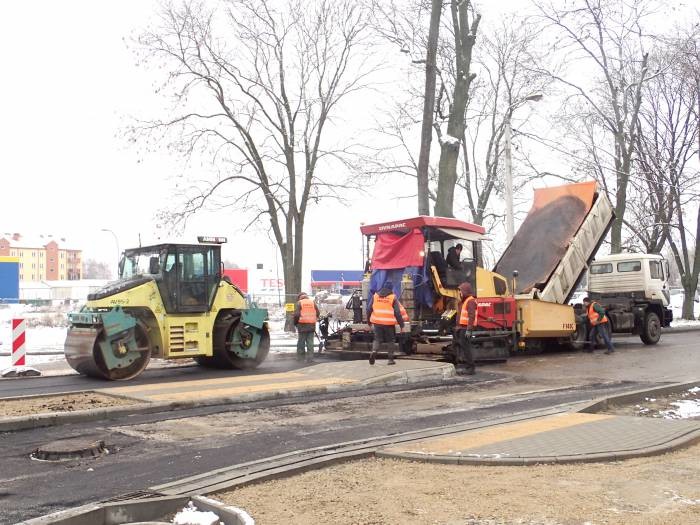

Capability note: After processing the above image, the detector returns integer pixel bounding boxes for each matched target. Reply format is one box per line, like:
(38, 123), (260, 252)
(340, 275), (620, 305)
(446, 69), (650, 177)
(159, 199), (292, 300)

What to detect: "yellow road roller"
(64, 237), (269, 380)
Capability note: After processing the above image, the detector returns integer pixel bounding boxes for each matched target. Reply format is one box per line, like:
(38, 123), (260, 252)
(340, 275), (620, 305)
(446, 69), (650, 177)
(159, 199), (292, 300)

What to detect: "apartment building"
(0, 233), (82, 281)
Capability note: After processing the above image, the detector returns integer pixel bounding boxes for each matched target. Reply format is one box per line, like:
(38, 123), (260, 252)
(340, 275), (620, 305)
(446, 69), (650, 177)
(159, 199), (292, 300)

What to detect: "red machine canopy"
(364, 216), (487, 270)
(360, 216), (486, 237)
(371, 228), (425, 269)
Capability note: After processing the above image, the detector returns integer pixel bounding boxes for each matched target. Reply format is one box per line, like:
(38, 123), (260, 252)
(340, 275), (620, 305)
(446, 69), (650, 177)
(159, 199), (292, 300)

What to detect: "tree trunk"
(434, 141), (460, 216)
(681, 285), (697, 320)
(433, 2), (479, 218)
(416, 0), (442, 216)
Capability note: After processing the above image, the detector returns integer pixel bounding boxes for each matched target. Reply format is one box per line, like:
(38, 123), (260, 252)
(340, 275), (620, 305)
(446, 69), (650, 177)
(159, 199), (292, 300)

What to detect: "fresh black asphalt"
(0, 378), (655, 524)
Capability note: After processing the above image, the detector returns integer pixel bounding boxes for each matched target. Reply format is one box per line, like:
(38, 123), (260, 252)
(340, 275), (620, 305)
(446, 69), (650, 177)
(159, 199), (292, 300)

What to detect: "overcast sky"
(1, 0), (559, 286)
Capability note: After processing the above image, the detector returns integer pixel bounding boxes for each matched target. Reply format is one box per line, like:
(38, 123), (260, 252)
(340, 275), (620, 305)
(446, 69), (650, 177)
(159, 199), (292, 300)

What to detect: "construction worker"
(346, 290), (364, 323)
(582, 296), (615, 354)
(446, 243), (463, 270)
(294, 292), (320, 363)
(455, 282), (477, 375)
(367, 281), (404, 365)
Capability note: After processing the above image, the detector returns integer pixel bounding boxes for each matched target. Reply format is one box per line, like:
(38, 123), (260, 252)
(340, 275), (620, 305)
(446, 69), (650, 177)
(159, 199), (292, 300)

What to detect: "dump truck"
(583, 253), (673, 344)
(64, 237), (270, 380)
(322, 180), (615, 360)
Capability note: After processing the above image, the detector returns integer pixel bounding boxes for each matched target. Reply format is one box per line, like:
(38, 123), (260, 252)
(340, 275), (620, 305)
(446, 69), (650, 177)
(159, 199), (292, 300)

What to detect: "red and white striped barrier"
(12, 318), (26, 366)
(1, 318), (40, 377)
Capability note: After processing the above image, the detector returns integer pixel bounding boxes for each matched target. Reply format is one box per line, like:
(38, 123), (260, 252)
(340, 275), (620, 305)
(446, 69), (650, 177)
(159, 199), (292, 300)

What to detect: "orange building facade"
(0, 233), (82, 281)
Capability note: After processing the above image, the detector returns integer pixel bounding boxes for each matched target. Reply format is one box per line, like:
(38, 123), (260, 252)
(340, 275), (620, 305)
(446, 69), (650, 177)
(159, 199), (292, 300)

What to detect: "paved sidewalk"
(378, 382), (700, 465)
(100, 360), (455, 403)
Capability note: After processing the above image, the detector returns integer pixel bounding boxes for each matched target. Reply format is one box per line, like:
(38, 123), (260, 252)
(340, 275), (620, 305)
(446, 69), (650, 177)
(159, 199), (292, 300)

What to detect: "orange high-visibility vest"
(298, 298), (317, 324)
(398, 302), (409, 322)
(458, 296), (479, 327)
(370, 293), (398, 325)
(587, 301), (608, 326)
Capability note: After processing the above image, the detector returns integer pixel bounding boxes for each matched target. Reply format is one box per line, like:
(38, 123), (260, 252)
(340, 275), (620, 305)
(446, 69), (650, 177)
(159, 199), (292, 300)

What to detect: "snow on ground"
(172, 501), (221, 525)
(669, 292), (700, 324)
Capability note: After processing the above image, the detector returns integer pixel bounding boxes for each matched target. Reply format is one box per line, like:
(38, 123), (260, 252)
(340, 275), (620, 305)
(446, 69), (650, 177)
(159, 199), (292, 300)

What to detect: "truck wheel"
(568, 320), (587, 351)
(640, 311), (661, 345)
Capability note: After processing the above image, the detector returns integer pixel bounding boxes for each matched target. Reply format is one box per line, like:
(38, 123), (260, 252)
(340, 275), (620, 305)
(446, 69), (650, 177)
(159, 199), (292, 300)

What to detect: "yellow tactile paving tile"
(103, 371), (306, 395)
(124, 377), (357, 402)
(389, 412), (615, 454)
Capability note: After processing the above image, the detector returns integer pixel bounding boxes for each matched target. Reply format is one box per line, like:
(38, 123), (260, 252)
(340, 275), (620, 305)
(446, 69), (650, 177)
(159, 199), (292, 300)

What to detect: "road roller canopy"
(117, 243), (223, 314)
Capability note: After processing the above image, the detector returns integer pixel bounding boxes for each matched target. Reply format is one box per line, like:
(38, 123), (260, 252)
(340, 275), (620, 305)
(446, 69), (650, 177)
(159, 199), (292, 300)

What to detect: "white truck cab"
(589, 253), (670, 306)
(586, 253), (673, 344)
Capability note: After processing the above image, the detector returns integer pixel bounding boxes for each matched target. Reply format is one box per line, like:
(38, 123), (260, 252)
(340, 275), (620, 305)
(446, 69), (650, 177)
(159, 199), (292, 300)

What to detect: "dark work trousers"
(455, 328), (475, 370)
(372, 324), (397, 359)
(296, 330), (315, 361)
(589, 323), (614, 352)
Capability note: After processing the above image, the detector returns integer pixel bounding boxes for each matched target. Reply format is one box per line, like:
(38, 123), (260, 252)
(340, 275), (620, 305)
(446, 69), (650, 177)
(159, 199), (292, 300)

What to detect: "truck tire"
(640, 311), (661, 345)
(568, 318), (587, 351)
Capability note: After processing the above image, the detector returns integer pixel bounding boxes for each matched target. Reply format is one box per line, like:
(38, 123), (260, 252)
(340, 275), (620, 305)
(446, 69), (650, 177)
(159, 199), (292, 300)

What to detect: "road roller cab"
(64, 237), (270, 380)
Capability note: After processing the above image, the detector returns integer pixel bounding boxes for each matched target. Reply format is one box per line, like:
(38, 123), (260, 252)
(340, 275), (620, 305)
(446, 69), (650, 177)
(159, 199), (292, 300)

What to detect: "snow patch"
(172, 501), (222, 525)
(660, 399), (700, 419)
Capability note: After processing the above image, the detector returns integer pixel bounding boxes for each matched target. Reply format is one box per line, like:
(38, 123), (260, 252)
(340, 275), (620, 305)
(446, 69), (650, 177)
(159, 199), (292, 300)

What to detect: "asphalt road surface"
(0, 331), (698, 524)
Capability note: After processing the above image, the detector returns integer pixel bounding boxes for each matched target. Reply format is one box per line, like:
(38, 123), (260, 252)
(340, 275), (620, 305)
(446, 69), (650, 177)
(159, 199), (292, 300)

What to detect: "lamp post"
(100, 228), (120, 279)
(504, 93), (543, 244)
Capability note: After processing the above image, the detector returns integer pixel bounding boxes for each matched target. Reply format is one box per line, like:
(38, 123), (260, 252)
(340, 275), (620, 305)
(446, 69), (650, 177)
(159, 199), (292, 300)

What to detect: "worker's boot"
(369, 350), (376, 365)
(387, 348), (396, 365)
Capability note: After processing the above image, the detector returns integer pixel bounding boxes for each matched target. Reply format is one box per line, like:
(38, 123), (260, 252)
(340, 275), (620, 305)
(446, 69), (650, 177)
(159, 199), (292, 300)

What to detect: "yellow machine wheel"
(195, 314), (270, 370)
(65, 323), (151, 380)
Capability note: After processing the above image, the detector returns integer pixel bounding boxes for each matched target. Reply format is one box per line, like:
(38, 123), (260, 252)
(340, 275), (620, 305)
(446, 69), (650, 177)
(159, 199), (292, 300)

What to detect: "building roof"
(311, 270), (364, 286)
(0, 233), (81, 251)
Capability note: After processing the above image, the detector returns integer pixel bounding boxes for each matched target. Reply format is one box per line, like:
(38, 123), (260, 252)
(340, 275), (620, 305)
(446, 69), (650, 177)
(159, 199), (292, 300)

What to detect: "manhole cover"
(31, 437), (107, 461)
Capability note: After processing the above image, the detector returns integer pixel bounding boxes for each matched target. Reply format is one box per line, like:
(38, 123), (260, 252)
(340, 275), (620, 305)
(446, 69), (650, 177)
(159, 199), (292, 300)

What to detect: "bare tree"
(459, 16), (552, 231)
(134, 0), (373, 328)
(416, 0), (442, 215)
(665, 31), (700, 319)
(433, 0), (480, 217)
(535, 0), (656, 253)
(82, 259), (112, 280)
(629, 42), (696, 254)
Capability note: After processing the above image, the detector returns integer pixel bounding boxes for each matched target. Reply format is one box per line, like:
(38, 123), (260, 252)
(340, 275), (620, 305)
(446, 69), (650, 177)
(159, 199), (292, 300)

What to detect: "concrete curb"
(0, 364), (456, 433)
(578, 380), (700, 414)
(662, 324), (700, 334)
(18, 494), (253, 525)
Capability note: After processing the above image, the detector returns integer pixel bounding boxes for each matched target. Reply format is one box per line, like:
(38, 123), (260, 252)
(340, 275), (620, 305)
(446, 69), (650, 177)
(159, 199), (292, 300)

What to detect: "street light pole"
(504, 115), (514, 244)
(504, 94), (543, 244)
(100, 229), (120, 279)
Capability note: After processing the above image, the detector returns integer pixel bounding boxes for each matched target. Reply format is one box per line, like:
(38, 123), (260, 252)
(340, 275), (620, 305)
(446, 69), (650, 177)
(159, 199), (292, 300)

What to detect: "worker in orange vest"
(582, 297), (615, 354)
(455, 282), (477, 375)
(367, 281), (405, 365)
(294, 292), (320, 363)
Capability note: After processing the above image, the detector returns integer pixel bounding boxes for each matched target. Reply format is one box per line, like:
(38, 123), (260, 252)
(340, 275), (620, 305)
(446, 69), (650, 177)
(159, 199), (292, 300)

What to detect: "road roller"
(64, 236), (270, 380)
